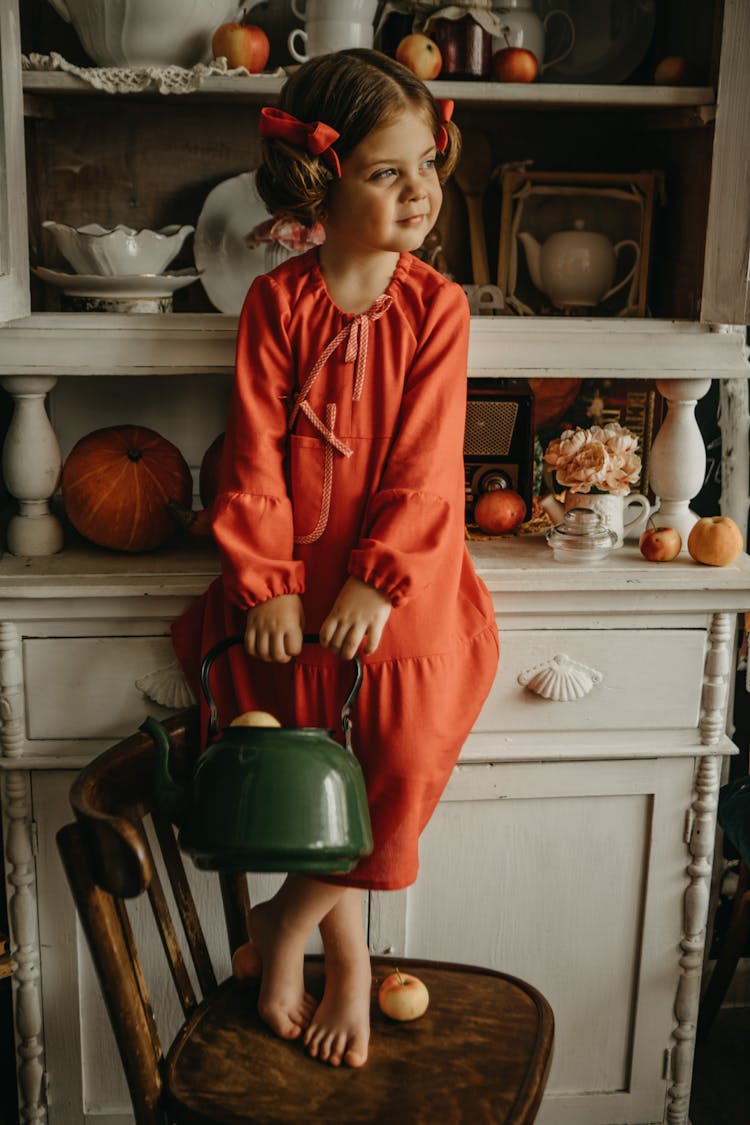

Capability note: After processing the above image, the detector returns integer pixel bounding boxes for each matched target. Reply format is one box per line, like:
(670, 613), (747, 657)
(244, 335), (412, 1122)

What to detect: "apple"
(378, 969), (429, 1022)
(687, 515), (744, 567)
(473, 487), (527, 535)
(229, 710), (282, 728)
(639, 524), (682, 562)
(231, 940), (262, 980)
(211, 22), (270, 73)
(492, 47), (538, 83)
(654, 56), (698, 86)
(395, 33), (442, 80)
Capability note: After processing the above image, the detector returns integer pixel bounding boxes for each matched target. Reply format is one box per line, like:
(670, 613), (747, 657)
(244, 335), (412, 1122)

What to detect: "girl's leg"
(304, 888), (371, 1068)
(249, 874), (345, 1039)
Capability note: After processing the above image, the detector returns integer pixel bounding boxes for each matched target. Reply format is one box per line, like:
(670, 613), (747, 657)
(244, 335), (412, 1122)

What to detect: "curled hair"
(256, 48), (461, 225)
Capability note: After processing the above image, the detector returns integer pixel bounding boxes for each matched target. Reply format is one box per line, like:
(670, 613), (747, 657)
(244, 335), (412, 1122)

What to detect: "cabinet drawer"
(476, 629), (704, 733)
(24, 636), (178, 739)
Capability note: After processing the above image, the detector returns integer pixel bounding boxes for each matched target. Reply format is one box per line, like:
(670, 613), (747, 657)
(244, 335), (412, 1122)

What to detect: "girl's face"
(322, 107), (442, 258)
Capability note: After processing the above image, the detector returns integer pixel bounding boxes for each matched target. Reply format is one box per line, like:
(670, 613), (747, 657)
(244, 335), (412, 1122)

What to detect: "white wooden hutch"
(1, 1), (749, 1123)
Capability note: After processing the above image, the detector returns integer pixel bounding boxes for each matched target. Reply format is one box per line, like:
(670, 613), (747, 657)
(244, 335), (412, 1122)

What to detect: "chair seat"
(165, 957), (554, 1125)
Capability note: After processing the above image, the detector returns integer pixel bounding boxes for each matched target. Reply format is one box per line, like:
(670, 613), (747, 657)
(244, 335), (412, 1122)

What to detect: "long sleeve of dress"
(212, 274), (305, 609)
(348, 283), (469, 607)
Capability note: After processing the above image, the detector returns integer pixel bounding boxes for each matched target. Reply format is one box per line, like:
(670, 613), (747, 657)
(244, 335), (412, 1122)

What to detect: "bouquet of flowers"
(543, 422), (642, 496)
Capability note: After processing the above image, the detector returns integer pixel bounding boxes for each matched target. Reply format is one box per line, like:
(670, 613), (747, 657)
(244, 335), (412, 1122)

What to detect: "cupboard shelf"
(0, 312), (746, 379)
(21, 70), (716, 113)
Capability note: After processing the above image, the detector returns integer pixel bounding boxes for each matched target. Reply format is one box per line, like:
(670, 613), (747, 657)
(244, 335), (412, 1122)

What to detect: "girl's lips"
(399, 214), (428, 226)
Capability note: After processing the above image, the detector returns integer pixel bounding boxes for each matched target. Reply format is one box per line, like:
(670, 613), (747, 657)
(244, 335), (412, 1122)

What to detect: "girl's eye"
(371, 168), (397, 181)
(421, 158), (437, 170)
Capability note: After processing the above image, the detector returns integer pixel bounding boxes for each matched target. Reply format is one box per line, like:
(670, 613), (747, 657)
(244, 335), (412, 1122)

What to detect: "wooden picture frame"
(497, 168), (659, 318)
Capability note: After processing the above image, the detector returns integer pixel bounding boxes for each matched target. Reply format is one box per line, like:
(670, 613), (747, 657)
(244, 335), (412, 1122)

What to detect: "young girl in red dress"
(172, 47), (499, 1070)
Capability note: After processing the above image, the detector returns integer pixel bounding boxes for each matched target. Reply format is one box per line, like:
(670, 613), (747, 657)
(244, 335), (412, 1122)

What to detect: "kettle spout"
(142, 715), (189, 827)
(517, 231), (543, 293)
(540, 493), (565, 524)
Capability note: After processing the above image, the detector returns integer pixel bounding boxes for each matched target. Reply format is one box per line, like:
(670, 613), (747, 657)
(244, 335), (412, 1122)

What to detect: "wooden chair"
(57, 709), (554, 1125)
(698, 773), (750, 1041)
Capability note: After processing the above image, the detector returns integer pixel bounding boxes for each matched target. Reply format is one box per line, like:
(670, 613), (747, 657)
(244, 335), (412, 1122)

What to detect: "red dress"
(172, 249), (499, 889)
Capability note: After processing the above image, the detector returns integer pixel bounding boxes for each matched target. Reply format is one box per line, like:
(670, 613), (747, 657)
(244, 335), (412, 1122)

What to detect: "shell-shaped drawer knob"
(517, 654), (604, 702)
(135, 662), (196, 709)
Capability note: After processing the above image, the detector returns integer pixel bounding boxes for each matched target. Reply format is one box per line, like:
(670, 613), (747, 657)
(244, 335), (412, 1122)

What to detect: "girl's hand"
(320, 576), (392, 661)
(244, 594), (304, 663)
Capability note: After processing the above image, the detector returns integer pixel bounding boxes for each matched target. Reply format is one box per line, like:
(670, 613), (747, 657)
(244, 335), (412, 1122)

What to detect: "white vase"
(563, 490), (651, 548)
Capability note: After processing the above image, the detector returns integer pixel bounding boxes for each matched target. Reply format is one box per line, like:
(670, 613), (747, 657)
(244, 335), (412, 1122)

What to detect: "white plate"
(193, 170), (277, 315)
(32, 266), (202, 298)
(540, 0), (656, 84)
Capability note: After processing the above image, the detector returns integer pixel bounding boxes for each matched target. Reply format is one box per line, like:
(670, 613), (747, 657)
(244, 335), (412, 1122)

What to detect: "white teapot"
(492, 0), (575, 73)
(517, 220), (641, 309)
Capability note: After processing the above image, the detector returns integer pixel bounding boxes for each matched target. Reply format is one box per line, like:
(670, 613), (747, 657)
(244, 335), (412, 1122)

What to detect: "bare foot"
(304, 897), (372, 1068)
(249, 899), (316, 1040)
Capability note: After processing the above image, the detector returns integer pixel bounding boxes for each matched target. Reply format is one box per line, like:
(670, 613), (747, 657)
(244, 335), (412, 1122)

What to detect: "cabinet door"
(0, 0), (29, 324)
(369, 756), (695, 1125)
(701, 0), (750, 325)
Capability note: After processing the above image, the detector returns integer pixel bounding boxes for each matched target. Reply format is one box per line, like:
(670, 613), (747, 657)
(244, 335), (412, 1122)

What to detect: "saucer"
(32, 266), (202, 298)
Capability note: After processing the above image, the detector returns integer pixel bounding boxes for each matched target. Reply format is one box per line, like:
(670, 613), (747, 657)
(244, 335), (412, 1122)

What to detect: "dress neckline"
(310, 250), (411, 318)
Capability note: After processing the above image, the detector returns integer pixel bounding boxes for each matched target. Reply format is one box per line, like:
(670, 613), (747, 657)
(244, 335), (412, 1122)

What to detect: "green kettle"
(146, 635), (373, 874)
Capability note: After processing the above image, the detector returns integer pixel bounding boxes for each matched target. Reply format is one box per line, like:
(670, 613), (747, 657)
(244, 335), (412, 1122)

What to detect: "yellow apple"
(687, 515), (744, 567)
(231, 940), (262, 980)
(654, 56), (697, 86)
(229, 710), (282, 728)
(378, 969), (429, 1021)
(395, 34), (442, 80)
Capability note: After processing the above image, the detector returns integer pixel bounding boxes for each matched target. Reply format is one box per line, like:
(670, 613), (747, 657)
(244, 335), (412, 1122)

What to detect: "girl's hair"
(256, 48), (461, 225)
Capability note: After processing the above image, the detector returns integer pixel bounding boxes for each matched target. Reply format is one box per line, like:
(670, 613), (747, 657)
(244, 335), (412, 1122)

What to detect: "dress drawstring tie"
(290, 295), (392, 544)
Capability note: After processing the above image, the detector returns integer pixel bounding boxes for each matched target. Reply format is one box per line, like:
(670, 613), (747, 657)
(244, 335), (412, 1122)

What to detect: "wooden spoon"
(453, 132), (493, 287)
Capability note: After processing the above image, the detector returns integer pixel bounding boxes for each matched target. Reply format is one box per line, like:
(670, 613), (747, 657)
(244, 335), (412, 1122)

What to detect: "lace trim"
(22, 52), (283, 95)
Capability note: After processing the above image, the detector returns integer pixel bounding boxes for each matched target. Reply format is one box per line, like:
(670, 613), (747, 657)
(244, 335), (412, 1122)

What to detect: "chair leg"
(697, 859), (750, 1042)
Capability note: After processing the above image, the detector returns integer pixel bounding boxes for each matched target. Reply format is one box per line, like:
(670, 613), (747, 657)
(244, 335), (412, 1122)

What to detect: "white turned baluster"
(0, 622), (25, 758)
(701, 613), (733, 745)
(650, 378), (712, 549)
(2, 770), (46, 1124)
(667, 754), (720, 1125)
(1, 375), (63, 557)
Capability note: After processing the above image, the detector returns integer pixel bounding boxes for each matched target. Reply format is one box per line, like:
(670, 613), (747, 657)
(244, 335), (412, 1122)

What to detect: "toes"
(258, 1002), (303, 1041)
(345, 1047), (368, 1069)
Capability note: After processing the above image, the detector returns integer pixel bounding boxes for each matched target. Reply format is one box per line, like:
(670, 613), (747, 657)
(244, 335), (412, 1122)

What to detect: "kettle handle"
(199, 634), (363, 755)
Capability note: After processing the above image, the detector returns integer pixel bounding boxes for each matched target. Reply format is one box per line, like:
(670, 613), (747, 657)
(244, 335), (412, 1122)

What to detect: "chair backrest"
(57, 707), (251, 1125)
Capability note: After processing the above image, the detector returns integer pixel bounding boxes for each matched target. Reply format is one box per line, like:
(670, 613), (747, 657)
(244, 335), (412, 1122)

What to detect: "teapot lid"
(546, 506), (618, 552)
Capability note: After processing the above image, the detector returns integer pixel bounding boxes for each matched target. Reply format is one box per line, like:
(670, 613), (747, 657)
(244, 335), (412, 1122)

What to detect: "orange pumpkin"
(62, 425), (193, 552)
(199, 432), (225, 509)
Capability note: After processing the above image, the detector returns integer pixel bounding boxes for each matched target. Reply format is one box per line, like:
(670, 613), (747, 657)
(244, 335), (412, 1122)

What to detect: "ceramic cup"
(288, 0), (378, 62)
(563, 490), (651, 548)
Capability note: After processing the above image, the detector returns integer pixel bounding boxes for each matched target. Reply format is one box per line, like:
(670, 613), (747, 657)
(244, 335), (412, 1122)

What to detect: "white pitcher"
(541, 491), (651, 548)
(492, 0), (575, 73)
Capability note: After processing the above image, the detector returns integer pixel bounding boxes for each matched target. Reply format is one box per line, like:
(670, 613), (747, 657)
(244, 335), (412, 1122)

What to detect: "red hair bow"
(259, 106), (341, 178)
(435, 98), (454, 154)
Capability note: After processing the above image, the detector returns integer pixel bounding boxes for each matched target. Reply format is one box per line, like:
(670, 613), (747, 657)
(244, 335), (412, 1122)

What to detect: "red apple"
(639, 524), (682, 562)
(687, 515), (744, 567)
(654, 56), (698, 86)
(211, 23), (270, 73)
(378, 969), (429, 1022)
(395, 33), (442, 80)
(473, 487), (527, 535)
(492, 47), (538, 83)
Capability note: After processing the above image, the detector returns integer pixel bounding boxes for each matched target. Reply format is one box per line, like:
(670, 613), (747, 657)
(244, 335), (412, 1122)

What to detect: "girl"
(172, 47), (499, 1070)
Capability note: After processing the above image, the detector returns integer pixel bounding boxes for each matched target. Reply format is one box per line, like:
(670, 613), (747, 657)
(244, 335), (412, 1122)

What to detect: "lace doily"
(22, 52), (284, 95)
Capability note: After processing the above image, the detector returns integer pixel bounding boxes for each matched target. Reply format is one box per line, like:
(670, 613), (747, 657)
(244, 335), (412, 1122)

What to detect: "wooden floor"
(690, 1005), (750, 1125)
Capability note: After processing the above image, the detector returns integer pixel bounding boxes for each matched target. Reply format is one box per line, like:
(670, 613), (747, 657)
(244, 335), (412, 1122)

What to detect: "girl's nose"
(401, 172), (427, 200)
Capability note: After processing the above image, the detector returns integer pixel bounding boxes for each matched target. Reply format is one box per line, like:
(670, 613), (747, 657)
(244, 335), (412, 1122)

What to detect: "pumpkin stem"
(127, 448), (144, 462)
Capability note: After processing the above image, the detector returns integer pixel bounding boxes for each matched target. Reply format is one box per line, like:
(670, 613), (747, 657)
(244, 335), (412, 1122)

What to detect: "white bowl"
(42, 222), (195, 276)
(46, 0), (242, 68)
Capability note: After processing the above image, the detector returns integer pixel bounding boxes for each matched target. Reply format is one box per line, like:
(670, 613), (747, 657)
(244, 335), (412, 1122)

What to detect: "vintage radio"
(464, 378), (535, 521)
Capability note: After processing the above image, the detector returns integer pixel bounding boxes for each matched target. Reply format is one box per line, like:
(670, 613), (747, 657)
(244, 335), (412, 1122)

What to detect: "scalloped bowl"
(42, 222), (195, 276)
(46, 0), (241, 68)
